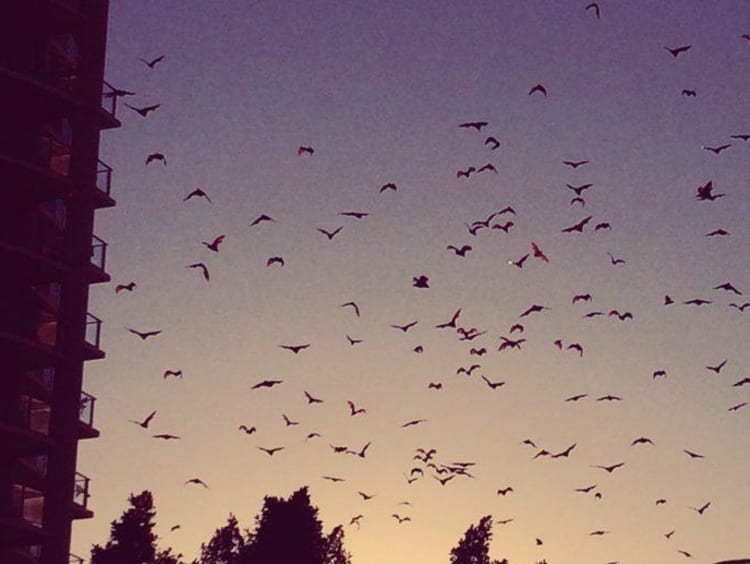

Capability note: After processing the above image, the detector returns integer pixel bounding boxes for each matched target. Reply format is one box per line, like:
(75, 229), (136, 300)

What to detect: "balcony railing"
(91, 235), (107, 271)
(96, 159), (112, 197)
(84, 313), (101, 350)
(10, 483), (44, 527)
(73, 472), (90, 509)
(79, 391), (95, 428)
(101, 81), (118, 119)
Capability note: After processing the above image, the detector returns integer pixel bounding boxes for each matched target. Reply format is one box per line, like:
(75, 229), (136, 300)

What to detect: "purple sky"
(75, 1), (749, 562)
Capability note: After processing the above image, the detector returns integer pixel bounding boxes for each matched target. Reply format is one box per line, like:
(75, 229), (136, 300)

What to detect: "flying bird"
(297, 146), (314, 156)
(379, 182), (397, 193)
(477, 163), (497, 174)
(138, 55), (165, 68)
(304, 391), (324, 404)
(456, 364), (481, 376)
(184, 478), (208, 488)
(183, 188), (212, 203)
(339, 211), (369, 219)
(282, 414), (299, 427)
(412, 275), (429, 288)
(447, 244), (472, 257)
(392, 514), (412, 523)
(597, 395), (622, 402)
(250, 214), (275, 226)
(347, 400), (366, 416)
(729, 302), (750, 311)
(531, 242), (549, 263)
(705, 228), (730, 237)
(551, 443), (577, 458)
(202, 234), (225, 252)
(496, 487), (514, 496)
(346, 335), (363, 346)
(458, 121), (488, 131)
(713, 282), (742, 295)
(428, 382), (443, 390)
(152, 434), (180, 440)
(565, 183), (592, 195)
(258, 446), (285, 456)
(127, 328), (162, 340)
(519, 304), (548, 317)
(481, 375), (505, 389)
(115, 282), (136, 293)
(702, 143), (731, 154)
(683, 298), (711, 306)
(187, 262), (210, 281)
(681, 89), (696, 97)
(706, 360), (727, 373)
(507, 254), (529, 269)
(592, 462), (625, 473)
(129, 410), (156, 428)
(567, 343), (583, 357)
(572, 293), (592, 304)
(251, 379), (283, 390)
(484, 136), (500, 150)
(565, 393), (587, 402)
(238, 425), (256, 434)
(146, 152), (166, 166)
(652, 370), (667, 379)
(528, 83), (547, 96)
(340, 301), (360, 317)
(163, 369), (182, 379)
(695, 181), (725, 201)
(690, 501), (711, 515)
(562, 216), (593, 233)
(728, 402), (748, 412)
(401, 419), (427, 428)
(266, 256), (285, 267)
(683, 449), (704, 459)
(280, 344), (310, 354)
(563, 160), (589, 169)
(124, 102), (160, 117)
(664, 45), (692, 58)
(631, 437), (654, 446)
(456, 166), (476, 179)
(317, 226), (343, 240)
(391, 321), (418, 332)
(608, 310), (633, 320)
(585, 3), (600, 18)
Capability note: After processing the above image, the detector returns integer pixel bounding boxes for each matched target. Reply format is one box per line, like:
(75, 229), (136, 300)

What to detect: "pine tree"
(193, 514), (246, 564)
(449, 515), (504, 564)
(91, 490), (182, 564)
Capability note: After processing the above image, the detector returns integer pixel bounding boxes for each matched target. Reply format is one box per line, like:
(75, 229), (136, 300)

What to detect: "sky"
(74, 1), (749, 562)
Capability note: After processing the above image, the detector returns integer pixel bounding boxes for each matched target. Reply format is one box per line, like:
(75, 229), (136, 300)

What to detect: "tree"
(238, 486), (350, 564)
(450, 515), (505, 564)
(91, 490), (183, 564)
(193, 514), (247, 564)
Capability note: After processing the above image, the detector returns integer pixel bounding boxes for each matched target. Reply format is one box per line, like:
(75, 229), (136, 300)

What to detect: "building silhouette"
(0, 1), (119, 563)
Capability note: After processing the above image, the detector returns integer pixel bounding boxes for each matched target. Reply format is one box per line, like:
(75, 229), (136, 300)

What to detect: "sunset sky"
(75, 1), (749, 562)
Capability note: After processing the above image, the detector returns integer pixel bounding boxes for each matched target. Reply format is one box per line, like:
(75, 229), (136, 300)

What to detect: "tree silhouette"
(193, 514), (246, 564)
(450, 515), (505, 564)
(91, 490), (183, 564)
(238, 486), (350, 564)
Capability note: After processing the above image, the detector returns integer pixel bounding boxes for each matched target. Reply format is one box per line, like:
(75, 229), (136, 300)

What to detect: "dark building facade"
(0, 1), (118, 563)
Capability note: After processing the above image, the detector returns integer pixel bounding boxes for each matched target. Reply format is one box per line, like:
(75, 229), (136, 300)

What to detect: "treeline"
(90, 486), (523, 564)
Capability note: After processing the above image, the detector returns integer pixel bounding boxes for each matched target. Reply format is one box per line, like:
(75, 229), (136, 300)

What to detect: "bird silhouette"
(713, 282), (742, 295)
(705, 228), (730, 237)
(317, 226), (343, 240)
(456, 166), (476, 178)
(428, 382), (443, 390)
(392, 514), (412, 523)
(456, 364), (481, 376)
(124, 102), (160, 117)
(652, 370), (667, 379)
(492, 220), (515, 233)
(732, 377), (750, 387)
(202, 235), (225, 252)
(153, 434), (180, 440)
(562, 216), (593, 233)
(572, 293), (592, 304)
(458, 121), (488, 131)
(695, 181), (725, 201)
(563, 160), (589, 169)
(690, 501), (711, 515)
(280, 344), (310, 354)
(282, 414), (299, 427)
(250, 214), (275, 226)
(127, 328), (162, 340)
(683, 298), (711, 306)
(412, 275), (429, 288)
(251, 379), (283, 390)
(597, 395), (622, 402)
(187, 263), (210, 281)
(595, 222), (612, 231)
(565, 393), (587, 402)
(266, 256), (285, 267)
(575, 484), (597, 493)
(470, 347), (487, 356)
(607, 252), (626, 266)
(631, 437), (654, 446)
(496, 487), (514, 496)
(163, 369), (182, 379)
(481, 375), (505, 389)
(498, 337), (526, 351)
(348, 400), (366, 416)
(379, 182), (397, 193)
(146, 152), (166, 165)
(702, 143), (731, 154)
(184, 188), (212, 203)
(592, 462), (625, 473)
(528, 83), (547, 96)
(551, 443), (577, 458)
(436, 309), (461, 329)
(304, 391), (324, 404)
(681, 89), (697, 97)
(184, 478), (208, 488)
(346, 335), (363, 346)
(138, 55), (165, 68)
(567, 343), (584, 357)
(401, 419), (427, 428)
(339, 211), (369, 219)
(728, 402), (748, 412)
(729, 302), (750, 311)
(608, 310), (633, 320)
(706, 360), (727, 373)
(358, 491), (375, 501)
(585, 3), (600, 18)
(258, 446), (284, 456)
(508, 254), (530, 269)
(447, 244), (472, 256)
(340, 301), (361, 317)
(531, 242), (549, 262)
(347, 441), (371, 458)
(570, 196), (586, 207)
(297, 146), (314, 156)
(477, 163), (497, 174)
(391, 321), (418, 332)
(665, 45), (691, 58)
(115, 282), (136, 293)
(130, 410), (156, 428)
(238, 425), (256, 434)
(485, 136), (500, 149)
(520, 304), (548, 318)
(683, 449), (704, 459)
(566, 183), (592, 195)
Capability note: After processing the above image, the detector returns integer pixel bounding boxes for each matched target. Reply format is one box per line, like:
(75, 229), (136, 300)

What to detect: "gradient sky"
(75, 1), (749, 562)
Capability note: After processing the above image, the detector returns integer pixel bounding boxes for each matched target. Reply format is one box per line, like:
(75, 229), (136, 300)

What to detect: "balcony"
(71, 472), (92, 519)
(0, 485), (47, 546)
(82, 312), (104, 360)
(15, 456), (48, 492)
(99, 81), (121, 130)
(88, 235), (110, 284)
(24, 368), (55, 400)
(77, 391), (99, 439)
(93, 159), (115, 208)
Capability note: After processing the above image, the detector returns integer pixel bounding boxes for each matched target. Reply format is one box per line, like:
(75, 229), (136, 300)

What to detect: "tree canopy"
(449, 515), (505, 564)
